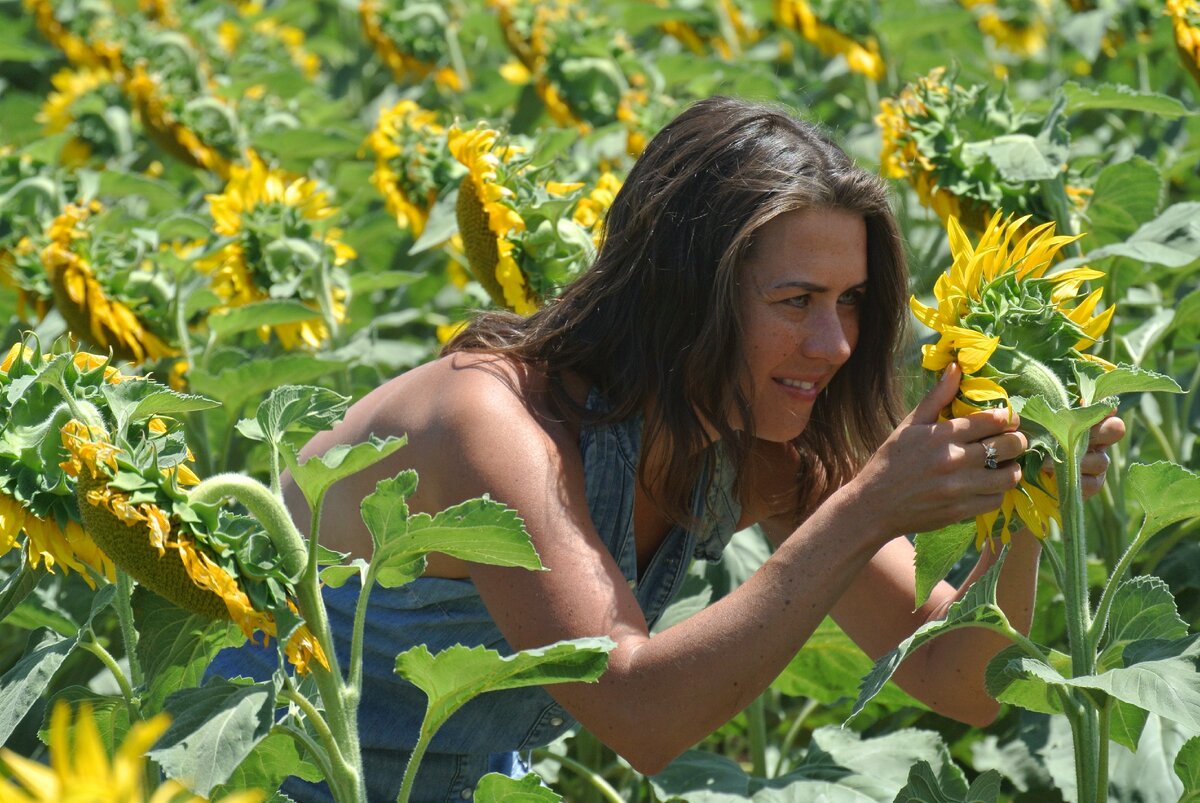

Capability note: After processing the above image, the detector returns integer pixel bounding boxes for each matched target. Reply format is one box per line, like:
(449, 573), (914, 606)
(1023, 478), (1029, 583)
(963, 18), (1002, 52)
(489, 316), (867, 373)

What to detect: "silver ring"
(983, 441), (999, 470)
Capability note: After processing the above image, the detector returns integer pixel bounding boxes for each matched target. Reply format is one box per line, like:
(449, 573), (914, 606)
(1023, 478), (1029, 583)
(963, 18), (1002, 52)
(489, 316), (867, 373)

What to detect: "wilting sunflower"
(450, 126), (537, 314)
(911, 213), (1115, 548)
(450, 125), (602, 314)
(960, 0), (1050, 57)
(0, 345), (137, 587)
(0, 700), (265, 803)
(38, 65), (129, 167)
(360, 0), (462, 89)
(1169, 0), (1200, 85)
(657, 0), (760, 60)
(125, 63), (234, 179)
(877, 68), (1070, 234)
(365, 100), (461, 236)
(572, 171), (623, 247)
(40, 202), (176, 364)
(773, 0), (885, 80)
(22, 0), (123, 71)
(199, 154), (355, 349)
(60, 419), (328, 674)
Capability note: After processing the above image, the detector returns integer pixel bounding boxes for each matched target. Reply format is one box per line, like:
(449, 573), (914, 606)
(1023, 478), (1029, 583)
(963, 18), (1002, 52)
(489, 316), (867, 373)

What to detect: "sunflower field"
(1, 0), (1199, 800)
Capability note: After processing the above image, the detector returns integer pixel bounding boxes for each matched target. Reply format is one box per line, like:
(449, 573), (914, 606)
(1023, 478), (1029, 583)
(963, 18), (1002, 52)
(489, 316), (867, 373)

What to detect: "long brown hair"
(447, 96), (908, 526)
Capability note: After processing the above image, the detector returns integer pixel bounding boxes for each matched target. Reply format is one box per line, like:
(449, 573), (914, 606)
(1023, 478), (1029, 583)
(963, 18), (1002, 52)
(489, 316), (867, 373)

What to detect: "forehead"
(741, 208), (868, 286)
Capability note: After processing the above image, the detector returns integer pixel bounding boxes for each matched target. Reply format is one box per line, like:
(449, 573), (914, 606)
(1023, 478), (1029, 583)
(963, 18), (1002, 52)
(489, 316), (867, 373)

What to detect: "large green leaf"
(1061, 83), (1195, 118)
(1097, 576), (1188, 671)
(239, 385), (349, 447)
(651, 727), (956, 802)
(850, 555), (1007, 720)
(365, 477), (543, 587)
(40, 687), (132, 757)
(1012, 396), (1111, 453)
(149, 678), (277, 797)
(772, 618), (922, 710)
(0, 561), (46, 625)
(961, 135), (1060, 183)
(1006, 635), (1200, 732)
(395, 638), (613, 739)
(472, 773), (563, 802)
(188, 354), (346, 415)
(913, 522), (975, 608)
(100, 379), (220, 437)
(1107, 713), (1194, 803)
(286, 435), (407, 513)
(1084, 157), (1164, 248)
(892, 760), (1002, 803)
(985, 645), (1070, 715)
(1127, 462), (1200, 540)
(207, 301), (326, 341)
(1057, 203), (1200, 269)
(133, 590), (245, 714)
(0, 628), (79, 744)
(1077, 364), (1181, 406)
(1176, 736), (1200, 802)
(1109, 699), (1150, 753)
(208, 731), (324, 799)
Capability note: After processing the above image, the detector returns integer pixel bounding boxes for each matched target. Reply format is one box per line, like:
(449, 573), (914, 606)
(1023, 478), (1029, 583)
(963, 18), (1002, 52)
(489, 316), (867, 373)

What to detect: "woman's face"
(736, 207), (868, 443)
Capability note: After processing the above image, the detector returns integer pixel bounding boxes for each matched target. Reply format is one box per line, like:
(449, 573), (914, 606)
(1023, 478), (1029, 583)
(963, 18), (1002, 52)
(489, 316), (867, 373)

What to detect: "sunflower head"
(877, 68), (1069, 234)
(199, 153), (354, 349)
(911, 213), (1115, 547)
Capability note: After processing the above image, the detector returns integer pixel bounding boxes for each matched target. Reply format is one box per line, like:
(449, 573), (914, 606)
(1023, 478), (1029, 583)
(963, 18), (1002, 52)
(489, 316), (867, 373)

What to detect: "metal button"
(460, 787), (473, 799)
(549, 716), (564, 727)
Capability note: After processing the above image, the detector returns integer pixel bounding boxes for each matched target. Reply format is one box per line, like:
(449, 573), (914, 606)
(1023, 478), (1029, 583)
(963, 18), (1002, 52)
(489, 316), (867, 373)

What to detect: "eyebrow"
(771, 280), (868, 293)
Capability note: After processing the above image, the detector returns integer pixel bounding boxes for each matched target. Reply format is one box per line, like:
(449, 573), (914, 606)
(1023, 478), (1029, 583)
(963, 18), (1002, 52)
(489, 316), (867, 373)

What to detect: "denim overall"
(206, 390), (742, 802)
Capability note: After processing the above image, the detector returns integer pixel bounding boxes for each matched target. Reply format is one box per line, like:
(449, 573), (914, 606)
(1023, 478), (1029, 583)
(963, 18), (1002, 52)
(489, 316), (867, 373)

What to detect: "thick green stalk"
(746, 694), (769, 779)
(1055, 437), (1102, 803)
(533, 751), (625, 803)
(1090, 521), (1148, 651)
(190, 474), (364, 803)
(114, 570), (145, 689)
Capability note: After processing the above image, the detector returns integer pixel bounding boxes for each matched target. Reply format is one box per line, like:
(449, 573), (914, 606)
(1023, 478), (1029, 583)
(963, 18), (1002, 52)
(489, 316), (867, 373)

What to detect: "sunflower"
(877, 68), (1069, 234)
(449, 126), (536, 314)
(61, 419), (328, 674)
(199, 154), (355, 349)
(1169, 0), (1200, 85)
(365, 100), (460, 236)
(38, 66), (125, 167)
(773, 0), (885, 80)
(22, 0), (122, 71)
(572, 171), (623, 246)
(125, 64), (233, 179)
(657, 0), (759, 60)
(0, 700), (266, 803)
(40, 203), (176, 364)
(360, 0), (462, 89)
(960, 0), (1050, 57)
(911, 213), (1115, 548)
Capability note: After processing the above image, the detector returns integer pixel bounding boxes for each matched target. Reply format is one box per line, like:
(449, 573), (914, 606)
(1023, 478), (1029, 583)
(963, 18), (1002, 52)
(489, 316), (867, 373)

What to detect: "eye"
(838, 288), (866, 306)
(782, 294), (810, 309)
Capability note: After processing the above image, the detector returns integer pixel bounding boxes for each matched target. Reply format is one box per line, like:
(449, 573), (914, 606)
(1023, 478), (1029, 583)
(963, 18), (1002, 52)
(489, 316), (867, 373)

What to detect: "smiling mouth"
(777, 378), (819, 391)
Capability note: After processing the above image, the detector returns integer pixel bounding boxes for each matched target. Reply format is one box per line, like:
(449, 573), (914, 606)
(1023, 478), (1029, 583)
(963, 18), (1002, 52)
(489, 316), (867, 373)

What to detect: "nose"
(800, 309), (855, 364)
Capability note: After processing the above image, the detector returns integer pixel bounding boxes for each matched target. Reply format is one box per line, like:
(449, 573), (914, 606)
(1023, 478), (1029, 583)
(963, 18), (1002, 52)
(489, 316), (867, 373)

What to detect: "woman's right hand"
(844, 363), (1028, 538)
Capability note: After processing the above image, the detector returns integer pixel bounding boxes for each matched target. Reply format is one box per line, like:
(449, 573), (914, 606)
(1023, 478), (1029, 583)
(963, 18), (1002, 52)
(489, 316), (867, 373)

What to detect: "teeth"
(780, 379), (817, 390)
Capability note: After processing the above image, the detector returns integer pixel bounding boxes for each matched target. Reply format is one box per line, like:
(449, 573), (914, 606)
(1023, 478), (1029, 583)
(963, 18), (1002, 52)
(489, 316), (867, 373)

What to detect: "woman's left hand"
(1043, 412), (1127, 499)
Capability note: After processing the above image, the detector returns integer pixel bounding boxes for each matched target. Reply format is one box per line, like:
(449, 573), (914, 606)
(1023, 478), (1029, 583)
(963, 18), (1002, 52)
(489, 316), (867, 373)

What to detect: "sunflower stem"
(114, 570), (145, 689)
(1090, 520), (1149, 652)
(79, 637), (135, 706)
(1055, 433), (1101, 801)
(189, 474), (364, 803)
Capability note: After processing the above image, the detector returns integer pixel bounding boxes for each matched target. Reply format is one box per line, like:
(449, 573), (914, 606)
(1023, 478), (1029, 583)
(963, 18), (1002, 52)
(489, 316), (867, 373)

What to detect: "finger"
(980, 431), (1028, 463)
(909, 363), (962, 425)
(1087, 413), (1126, 451)
(943, 408), (1023, 442)
(1080, 450), (1111, 477)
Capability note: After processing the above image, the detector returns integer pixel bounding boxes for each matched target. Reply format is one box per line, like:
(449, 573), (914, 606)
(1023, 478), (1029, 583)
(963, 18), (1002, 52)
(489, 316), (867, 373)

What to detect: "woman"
(210, 96), (1123, 801)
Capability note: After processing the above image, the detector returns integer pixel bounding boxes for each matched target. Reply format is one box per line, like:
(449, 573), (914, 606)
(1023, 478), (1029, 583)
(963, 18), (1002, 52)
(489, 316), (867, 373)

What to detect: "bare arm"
(457, 365), (1032, 773)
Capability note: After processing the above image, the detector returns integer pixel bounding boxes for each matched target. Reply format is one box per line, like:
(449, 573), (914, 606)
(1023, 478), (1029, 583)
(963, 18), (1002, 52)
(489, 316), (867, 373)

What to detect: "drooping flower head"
(1169, 0), (1200, 86)
(38, 65), (132, 167)
(657, 0), (761, 60)
(911, 213), (1115, 548)
(450, 125), (605, 314)
(365, 100), (462, 236)
(60, 417), (327, 674)
(199, 153), (355, 349)
(774, 0), (885, 80)
(360, 0), (463, 89)
(39, 202), (176, 364)
(960, 0), (1050, 58)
